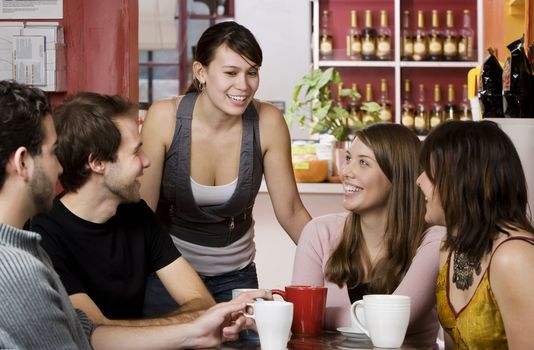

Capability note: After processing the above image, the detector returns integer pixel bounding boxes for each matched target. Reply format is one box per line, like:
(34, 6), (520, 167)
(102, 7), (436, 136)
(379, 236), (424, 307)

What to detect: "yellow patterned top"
(436, 255), (507, 349)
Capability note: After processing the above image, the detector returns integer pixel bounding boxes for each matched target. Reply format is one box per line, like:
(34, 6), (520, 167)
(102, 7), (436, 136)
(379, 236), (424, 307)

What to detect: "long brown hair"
(420, 120), (534, 262)
(326, 123), (426, 293)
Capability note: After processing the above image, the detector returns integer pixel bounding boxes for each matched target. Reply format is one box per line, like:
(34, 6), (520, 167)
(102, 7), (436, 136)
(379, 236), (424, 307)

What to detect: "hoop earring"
(198, 82), (204, 92)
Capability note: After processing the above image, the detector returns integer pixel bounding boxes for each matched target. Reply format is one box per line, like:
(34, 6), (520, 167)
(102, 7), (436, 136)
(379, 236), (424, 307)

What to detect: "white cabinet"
(310, 0), (484, 123)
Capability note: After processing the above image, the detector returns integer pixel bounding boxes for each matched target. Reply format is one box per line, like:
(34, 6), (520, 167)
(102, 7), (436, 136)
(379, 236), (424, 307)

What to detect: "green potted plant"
(286, 67), (380, 182)
(286, 67), (380, 142)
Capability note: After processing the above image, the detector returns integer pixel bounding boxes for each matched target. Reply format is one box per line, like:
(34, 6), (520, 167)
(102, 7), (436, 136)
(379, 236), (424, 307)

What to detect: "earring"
(198, 81), (204, 92)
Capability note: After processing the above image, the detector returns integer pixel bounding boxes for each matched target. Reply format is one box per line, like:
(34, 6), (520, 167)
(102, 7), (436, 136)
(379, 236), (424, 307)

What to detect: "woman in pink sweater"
(292, 123), (445, 347)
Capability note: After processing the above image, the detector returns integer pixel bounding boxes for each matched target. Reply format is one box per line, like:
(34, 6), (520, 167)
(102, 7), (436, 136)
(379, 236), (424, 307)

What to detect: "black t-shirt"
(31, 197), (181, 319)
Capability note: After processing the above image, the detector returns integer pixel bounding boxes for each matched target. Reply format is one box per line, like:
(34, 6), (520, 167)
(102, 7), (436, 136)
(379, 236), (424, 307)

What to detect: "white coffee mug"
(244, 300), (293, 350)
(352, 295), (410, 348)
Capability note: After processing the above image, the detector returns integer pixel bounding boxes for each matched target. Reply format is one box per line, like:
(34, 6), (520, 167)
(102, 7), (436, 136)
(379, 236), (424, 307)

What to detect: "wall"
(51, 0), (138, 106)
(234, 0), (312, 139)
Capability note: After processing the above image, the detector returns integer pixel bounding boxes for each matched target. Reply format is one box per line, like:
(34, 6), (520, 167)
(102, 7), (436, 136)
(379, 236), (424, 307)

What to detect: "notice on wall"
(13, 35), (46, 85)
(0, 0), (63, 19)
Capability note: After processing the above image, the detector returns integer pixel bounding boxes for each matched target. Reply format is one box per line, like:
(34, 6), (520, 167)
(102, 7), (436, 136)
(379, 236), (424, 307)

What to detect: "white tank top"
(190, 177), (238, 206)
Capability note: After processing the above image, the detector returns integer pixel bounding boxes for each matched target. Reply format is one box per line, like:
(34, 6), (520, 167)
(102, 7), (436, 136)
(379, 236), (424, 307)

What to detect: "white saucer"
(337, 327), (368, 339)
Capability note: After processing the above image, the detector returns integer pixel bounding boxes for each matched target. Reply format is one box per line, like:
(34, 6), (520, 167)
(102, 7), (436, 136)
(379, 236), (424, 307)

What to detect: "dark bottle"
(401, 10), (414, 61)
(401, 79), (415, 131)
(361, 10), (377, 60)
(413, 10), (428, 61)
(444, 84), (457, 120)
(428, 10), (443, 61)
(429, 84), (444, 130)
(443, 10), (459, 61)
(414, 84), (429, 135)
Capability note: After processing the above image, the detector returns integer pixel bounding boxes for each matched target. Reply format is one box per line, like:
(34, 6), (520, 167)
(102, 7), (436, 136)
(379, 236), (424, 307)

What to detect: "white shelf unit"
(310, 0), (484, 123)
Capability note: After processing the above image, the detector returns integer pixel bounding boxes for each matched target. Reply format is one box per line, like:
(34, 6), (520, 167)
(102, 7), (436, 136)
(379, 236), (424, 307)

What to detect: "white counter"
(253, 181), (346, 290)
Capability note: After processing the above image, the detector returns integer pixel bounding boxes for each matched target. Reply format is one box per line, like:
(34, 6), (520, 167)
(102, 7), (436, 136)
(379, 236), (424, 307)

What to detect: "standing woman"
(139, 21), (311, 308)
(292, 123), (446, 347)
(417, 120), (534, 349)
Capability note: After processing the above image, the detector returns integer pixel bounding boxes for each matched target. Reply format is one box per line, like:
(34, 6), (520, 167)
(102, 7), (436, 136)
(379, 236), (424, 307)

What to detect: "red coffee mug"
(271, 285), (327, 336)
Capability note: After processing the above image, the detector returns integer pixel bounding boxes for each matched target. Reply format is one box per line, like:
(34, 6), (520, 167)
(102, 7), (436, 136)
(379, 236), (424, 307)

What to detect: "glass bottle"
(459, 9), (474, 61)
(361, 10), (377, 60)
(443, 10), (458, 61)
(401, 79), (415, 131)
(320, 10), (334, 59)
(376, 10), (392, 60)
(378, 78), (393, 122)
(429, 84), (444, 130)
(458, 84), (472, 120)
(413, 10), (428, 61)
(428, 10), (443, 61)
(348, 83), (362, 127)
(444, 84), (457, 120)
(362, 83), (376, 124)
(347, 10), (362, 60)
(401, 10), (413, 61)
(414, 84), (429, 135)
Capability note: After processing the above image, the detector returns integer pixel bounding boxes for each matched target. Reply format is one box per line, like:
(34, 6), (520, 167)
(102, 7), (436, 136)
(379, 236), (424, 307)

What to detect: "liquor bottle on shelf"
(336, 82), (346, 109)
(401, 79), (415, 131)
(401, 10), (414, 61)
(378, 78), (393, 122)
(459, 9), (474, 61)
(415, 84), (429, 135)
(443, 10), (458, 61)
(320, 10), (334, 59)
(429, 84), (444, 129)
(428, 10), (443, 61)
(376, 10), (392, 60)
(348, 83), (362, 126)
(347, 10), (362, 60)
(361, 10), (377, 61)
(458, 84), (472, 120)
(413, 10), (428, 61)
(362, 83), (376, 124)
(444, 84), (457, 120)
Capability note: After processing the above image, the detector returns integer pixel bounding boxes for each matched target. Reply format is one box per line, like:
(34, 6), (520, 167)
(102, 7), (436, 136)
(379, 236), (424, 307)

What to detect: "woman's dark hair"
(326, 123), (426, 293)
(53, 92), (136, 192)
(185, 21), (262, 94)
(0, 80), (50, 189)
(420, 120), (534, 261)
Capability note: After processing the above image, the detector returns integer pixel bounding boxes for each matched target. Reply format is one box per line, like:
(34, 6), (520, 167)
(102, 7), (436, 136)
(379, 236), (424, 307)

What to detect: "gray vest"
(157, 93), (263, 247)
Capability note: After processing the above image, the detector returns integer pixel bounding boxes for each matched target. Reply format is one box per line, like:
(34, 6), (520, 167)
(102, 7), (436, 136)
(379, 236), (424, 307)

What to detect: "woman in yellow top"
(416, 120), (534, 349)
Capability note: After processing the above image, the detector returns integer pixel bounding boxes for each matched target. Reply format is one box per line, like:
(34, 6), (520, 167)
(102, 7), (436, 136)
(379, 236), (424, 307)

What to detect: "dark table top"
(221, 330), (435, 350)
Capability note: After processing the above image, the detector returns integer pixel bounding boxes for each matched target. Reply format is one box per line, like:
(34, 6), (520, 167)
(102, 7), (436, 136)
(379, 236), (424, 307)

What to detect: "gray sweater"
(0, 223), (93, 349)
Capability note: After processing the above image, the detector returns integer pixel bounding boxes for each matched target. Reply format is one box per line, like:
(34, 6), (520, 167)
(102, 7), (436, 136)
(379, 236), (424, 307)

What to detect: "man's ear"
(87, 153), (105, 174)
(9, 147), (33, 181)
(192, 61), (205, 85)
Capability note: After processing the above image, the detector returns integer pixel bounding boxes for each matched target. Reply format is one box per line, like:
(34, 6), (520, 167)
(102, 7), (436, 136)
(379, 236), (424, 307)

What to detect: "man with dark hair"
(31, 92), (216, 326)
(0, 80), (262, 349)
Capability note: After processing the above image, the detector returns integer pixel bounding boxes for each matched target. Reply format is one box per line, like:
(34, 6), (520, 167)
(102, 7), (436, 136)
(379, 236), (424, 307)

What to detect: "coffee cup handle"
(271, 289), (286, 300)
(351, 300), (369, 337)
(243, 302), (256, 319)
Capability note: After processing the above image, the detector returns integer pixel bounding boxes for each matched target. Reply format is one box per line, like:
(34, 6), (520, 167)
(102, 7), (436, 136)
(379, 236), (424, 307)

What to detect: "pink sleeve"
(291, 213), (353, 330)
(291, 219), (327, 287)
(393, 225), (446, 325)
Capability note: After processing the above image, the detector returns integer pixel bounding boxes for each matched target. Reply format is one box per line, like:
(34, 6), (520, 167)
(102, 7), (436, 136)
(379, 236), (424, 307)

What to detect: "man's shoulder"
(31, 196), (68, 233)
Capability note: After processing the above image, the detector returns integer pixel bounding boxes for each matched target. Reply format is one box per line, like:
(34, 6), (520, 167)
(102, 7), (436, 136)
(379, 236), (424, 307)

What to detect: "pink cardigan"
(292, 212), (446, 347)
